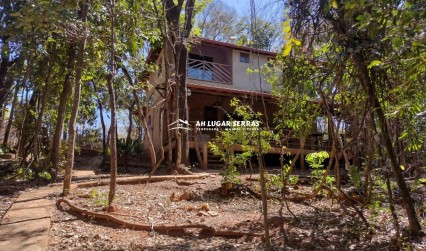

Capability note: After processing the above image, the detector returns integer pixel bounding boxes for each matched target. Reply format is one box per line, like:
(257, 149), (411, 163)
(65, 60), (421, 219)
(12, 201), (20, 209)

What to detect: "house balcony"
(187, 58), (232, 84)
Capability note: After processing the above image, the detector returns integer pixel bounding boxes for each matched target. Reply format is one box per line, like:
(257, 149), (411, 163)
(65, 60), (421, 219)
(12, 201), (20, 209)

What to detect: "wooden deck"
(162, 128), (342, 170)
(188, 140), (338, 170)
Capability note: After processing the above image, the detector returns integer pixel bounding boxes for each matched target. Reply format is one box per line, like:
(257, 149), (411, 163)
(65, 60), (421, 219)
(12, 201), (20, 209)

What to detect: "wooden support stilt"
(202, 143), (208, 169)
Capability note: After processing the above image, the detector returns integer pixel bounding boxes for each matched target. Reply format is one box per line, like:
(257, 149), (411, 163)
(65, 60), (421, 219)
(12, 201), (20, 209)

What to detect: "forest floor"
(1, 156), (425, 250)
(45, 157), (426, 251)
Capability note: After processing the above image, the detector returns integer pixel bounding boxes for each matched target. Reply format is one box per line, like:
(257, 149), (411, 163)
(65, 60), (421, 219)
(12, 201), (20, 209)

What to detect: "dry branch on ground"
(56, 198), (262, 237)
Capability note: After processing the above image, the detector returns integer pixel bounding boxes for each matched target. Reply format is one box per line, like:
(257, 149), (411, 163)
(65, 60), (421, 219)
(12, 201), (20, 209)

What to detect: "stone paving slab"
(0, 186), (59, 251)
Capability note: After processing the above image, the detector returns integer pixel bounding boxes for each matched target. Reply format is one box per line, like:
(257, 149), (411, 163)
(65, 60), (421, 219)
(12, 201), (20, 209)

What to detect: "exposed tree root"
(175, 165), (194, 175)
(56, 198), (262, 237)
(76, 174), (210, 188)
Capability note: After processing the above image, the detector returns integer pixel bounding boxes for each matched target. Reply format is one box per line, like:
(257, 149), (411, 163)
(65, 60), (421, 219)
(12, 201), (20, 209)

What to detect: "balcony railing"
(187, 58), (231, 84)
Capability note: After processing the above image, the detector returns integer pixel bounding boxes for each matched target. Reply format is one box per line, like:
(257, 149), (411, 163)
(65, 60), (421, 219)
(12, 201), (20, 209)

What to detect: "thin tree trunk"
(107, 0), (118, 209)
(353, 53), (422, 235)
(15, 61), (32, 155)
(167, 92), (173, 169)
(257, 130), (271, 250)
(174, 106), (182, 169)
(50, 45), (78, 173)
(0, 102), (7, 141)
(99, 102), (106, 155)
(63, 1), (89, 195)
(177, 42), (190, 166)
(3, 83), (19, 147)
(92, 82), (107, 157)
(0, 37), (18, 109)
(126, 101), (135, 144)
(18, 90), (38, 158)
(31, 43), (57, 162)
(163, 40), (173, 169)
(384, 162), (400, 240)
(121, 66), (159, 169)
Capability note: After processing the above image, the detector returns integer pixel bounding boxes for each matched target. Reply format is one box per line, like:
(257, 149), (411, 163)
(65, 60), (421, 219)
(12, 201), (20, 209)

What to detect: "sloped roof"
(195, 38), (277, 57)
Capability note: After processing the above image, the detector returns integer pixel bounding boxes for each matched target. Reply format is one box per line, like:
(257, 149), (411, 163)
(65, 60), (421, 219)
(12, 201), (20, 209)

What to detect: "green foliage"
(90, 189), (112, 207)
(116, 138), (143, 156)
(267, 164), (300, 192)
(367, 173), (387, 214)
(305, 151), (329, 169)
(37, 171), (52, 181)
(263, 55), (321, 141)
(16, 167), (34, 180)
(209, 98), (276, 186)
(305, 151), (335, 191)
(80, 128), (102, 148)
(348, 165), (362, 189)
(0, 146), (12, 154)
(221, 165), (242, 186)
(267, 161), (300, 192)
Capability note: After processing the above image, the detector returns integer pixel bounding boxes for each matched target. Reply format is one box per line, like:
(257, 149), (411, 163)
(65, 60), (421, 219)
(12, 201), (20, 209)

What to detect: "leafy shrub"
(305, 151), (335, 191)
(117, 138), (143, 156)
(89, 189), (118, 207)
(348, 165), (362, 189)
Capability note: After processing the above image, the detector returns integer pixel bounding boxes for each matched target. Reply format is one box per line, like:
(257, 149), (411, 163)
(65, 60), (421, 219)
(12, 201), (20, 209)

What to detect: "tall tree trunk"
(257, 130), (271, 250)
(50, 45), (78, 173)
(92, 82), (107, 158)
(99, 101), (106, 156)
(126, 101), (135, 144)
(353, 53), (422, 235)
(15, 61), (32, 154)
(121, 66), (159, 170)
(63, 1), (89, 196)
(107, 0), (118, 209)
(0, 37), (18, 109)
(166, 88), (173, 169)
(18, 90), (38, 158)
(176, 41), (190, 166)
(163, 0), (195, 170)
(3, 83), (19, 147)
(31, 43), (57, 162)
(0, 102), (7, 140)
(161, 40), (173, 169)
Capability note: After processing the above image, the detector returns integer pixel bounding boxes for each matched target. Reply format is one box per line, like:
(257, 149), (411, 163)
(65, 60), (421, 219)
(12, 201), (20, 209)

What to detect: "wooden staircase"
(192, 126), (225, 169)
(206, 151), (224, 169)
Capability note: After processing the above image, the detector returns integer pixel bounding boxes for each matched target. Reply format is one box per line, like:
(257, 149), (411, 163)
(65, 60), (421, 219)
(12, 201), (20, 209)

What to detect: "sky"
(225, 0), (276, 16)
(226, 0), (251, 14)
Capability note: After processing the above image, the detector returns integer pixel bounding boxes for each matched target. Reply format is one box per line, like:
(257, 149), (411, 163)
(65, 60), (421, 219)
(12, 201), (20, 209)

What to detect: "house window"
(240, 52), (250, 63)
(188, 53), (213, 81)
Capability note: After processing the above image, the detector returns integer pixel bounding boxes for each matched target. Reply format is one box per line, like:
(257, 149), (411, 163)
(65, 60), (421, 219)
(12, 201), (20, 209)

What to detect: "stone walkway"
(0, 186), (59, 251)
(0, 156), (100, 250)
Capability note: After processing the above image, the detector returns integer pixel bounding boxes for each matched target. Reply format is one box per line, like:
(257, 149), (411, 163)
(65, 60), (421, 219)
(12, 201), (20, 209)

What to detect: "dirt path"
(72, 156), (102, 178)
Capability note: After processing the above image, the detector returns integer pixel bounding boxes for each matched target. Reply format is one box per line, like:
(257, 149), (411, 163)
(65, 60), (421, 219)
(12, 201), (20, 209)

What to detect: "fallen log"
(76, 174), (211, 188)
(56, 198), (262, 237)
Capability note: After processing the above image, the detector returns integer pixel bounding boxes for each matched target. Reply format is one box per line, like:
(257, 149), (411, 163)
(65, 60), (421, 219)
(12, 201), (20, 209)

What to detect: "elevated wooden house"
(144, 38), (340, 169)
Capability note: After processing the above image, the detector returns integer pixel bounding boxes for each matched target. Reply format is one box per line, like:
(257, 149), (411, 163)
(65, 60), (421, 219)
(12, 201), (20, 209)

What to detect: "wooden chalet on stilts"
(143, 38), (347, 169)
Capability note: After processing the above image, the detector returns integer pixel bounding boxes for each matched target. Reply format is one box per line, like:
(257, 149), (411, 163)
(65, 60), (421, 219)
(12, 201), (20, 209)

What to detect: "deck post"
(202, 143), (208, 169)
(301, 152), (305, 171)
